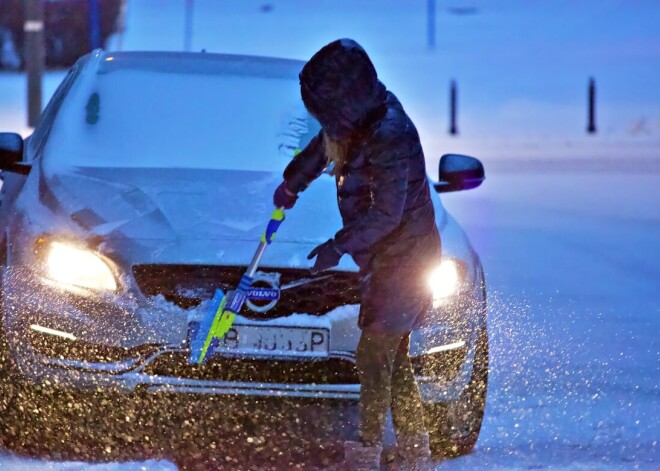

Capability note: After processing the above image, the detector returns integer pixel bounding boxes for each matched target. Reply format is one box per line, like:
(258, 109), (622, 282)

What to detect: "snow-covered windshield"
(42, 52), (320, 172)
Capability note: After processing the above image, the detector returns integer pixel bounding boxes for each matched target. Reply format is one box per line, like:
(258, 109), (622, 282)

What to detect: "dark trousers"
(356, 330), (428, 446)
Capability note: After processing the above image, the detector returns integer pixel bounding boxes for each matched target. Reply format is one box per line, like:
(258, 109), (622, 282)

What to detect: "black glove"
(307, 239), (343, 275)
(273, 181), (298, 209)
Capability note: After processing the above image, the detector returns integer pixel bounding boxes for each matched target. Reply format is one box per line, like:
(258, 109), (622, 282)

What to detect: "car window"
(28, 58), (87, 161)
(41, 56), (321, 174)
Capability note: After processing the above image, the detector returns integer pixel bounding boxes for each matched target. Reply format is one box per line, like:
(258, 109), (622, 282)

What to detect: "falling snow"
(0, 0), (658, 469)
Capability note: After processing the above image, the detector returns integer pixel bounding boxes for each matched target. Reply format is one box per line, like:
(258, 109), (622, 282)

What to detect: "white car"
(0, 50), (487, 457)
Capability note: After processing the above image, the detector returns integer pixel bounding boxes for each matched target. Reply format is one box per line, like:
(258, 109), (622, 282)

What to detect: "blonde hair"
(323, 133), (350, 176)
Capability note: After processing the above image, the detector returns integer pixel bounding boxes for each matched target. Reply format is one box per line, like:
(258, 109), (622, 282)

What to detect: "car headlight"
(45, 241), (117, 292)
(428, 259), (464, 307)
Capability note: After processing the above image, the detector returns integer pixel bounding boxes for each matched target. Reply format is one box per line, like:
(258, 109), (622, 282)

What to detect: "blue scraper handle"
(262, 208), (285, 244)
(189, 207), (286, 364)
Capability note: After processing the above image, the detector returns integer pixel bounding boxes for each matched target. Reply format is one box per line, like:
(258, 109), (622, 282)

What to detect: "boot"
(391, 432), (434, 471)
(327, 440), (383, 470)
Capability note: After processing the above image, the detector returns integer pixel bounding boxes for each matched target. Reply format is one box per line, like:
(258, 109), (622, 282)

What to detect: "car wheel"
(424, 319), (488, 458)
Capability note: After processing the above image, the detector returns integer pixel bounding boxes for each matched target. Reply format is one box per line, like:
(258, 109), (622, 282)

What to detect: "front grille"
(143, 352), (360, 384)
(132, 265), (361, 319)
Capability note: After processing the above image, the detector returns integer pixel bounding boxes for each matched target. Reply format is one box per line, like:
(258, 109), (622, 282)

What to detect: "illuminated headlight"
(428, 259), (464, 306)
(45, 241), (117, 292)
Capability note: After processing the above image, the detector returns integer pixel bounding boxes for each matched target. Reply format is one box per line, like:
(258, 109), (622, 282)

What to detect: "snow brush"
(188, 207), (285, 365)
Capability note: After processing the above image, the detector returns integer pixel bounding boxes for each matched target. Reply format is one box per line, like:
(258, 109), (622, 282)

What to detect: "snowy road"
(441, 170), (659, 470)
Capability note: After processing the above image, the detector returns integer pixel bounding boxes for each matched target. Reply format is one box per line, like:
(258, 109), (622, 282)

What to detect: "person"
(273, 38), (441, 471)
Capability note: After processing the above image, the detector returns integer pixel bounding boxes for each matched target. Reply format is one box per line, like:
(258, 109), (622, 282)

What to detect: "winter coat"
(283, 39), (441, 333)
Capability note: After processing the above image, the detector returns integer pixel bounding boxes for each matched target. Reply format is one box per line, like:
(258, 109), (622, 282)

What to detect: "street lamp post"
(427, 0), (436, 49)
(88, 0), (102, 50)
(25, 0), (44, 128)
(184, 0), (194, 51)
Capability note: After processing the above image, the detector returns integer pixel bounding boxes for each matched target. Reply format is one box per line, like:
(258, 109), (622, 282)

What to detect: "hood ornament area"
(245, 272), (332, 315)
(245, 271), (281, 314)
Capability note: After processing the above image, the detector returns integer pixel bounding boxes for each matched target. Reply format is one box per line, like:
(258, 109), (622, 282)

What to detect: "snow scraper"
(188, 207), (285, 365)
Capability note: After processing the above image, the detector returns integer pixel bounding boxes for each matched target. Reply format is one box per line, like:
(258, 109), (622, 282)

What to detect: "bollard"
(587, 77), (596, 134)
(449, 80), (458, 135)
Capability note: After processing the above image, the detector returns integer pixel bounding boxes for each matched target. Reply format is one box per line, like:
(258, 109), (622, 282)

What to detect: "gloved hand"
(307, 239), (343, 275)
(273, 181), (298, 209)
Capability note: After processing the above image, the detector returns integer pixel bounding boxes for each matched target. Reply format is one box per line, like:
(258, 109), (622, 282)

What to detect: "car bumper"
(2, 266), (483, 403)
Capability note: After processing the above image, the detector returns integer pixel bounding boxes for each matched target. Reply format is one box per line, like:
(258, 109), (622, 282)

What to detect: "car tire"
(424, 318), (489, 458)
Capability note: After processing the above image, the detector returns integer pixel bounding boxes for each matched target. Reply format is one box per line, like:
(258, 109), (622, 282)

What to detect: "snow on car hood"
(40, 166), (355, 268)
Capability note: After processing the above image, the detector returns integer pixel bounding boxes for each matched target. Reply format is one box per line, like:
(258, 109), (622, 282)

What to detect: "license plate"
(208, 325), (329, 359)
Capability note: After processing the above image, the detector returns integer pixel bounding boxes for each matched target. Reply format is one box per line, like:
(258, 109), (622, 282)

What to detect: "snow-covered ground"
(0, 1), (658, 469)
(441, 172), (659, 470)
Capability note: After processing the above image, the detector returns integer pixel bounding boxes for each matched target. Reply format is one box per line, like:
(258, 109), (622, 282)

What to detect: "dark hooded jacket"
(283, 39), (441, 333)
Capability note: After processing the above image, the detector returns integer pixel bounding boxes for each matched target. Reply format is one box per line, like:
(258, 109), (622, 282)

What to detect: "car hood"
(40, 167), (354, 268)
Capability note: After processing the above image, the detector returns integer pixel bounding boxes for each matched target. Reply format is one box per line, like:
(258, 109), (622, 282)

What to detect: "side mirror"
(0, 133), (30, 175)
(0, 133), (24, 169)
(433, 154), (485, 193)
